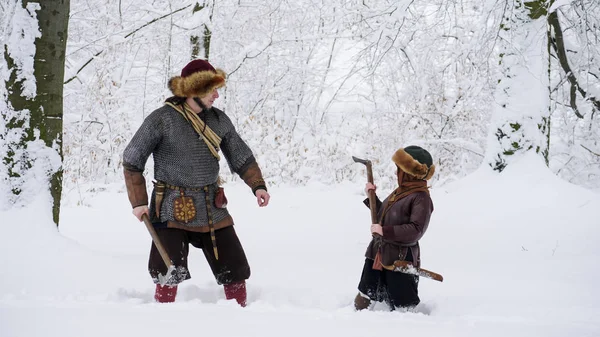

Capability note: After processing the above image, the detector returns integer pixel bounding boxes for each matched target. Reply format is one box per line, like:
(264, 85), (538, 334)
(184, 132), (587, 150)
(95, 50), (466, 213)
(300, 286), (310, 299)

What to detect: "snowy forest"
(1, 0), (600, 223)
(2, 2), (600, 335)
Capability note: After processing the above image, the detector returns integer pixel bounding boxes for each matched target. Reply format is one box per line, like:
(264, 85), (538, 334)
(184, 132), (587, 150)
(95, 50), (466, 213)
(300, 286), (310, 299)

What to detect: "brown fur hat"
(392, 145), (436, 180)
(168, 59), (226, 98)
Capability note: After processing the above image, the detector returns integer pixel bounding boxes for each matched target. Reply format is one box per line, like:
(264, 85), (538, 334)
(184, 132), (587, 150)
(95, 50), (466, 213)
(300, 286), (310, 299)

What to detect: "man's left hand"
(255, 189), (270, 207)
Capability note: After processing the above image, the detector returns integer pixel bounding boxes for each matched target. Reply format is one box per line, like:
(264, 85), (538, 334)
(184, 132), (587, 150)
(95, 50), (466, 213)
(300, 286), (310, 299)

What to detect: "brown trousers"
(148, 225), (250, 286)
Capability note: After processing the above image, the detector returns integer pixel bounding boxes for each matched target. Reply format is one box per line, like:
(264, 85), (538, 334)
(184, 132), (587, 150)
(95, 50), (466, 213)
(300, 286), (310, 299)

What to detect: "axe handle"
(365, 164), (378, 224)
(142, 214), (173, 269)
(365, 163), (384, 270)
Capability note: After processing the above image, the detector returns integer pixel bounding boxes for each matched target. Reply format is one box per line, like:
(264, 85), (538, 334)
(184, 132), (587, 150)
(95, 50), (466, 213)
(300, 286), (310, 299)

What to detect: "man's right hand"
(132, 205), (149, 222)
(255, 189), (270, 207)
(364, 182), (376, 196)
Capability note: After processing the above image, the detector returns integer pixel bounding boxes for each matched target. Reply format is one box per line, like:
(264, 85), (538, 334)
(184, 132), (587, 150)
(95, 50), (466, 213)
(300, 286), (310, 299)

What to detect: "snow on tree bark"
(486, 0), (552, 172)
(1, 0), (69, 225)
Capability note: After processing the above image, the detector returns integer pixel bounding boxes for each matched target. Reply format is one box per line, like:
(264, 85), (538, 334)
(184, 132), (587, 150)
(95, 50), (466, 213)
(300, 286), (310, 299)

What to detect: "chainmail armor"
(123, 104), (256, 228)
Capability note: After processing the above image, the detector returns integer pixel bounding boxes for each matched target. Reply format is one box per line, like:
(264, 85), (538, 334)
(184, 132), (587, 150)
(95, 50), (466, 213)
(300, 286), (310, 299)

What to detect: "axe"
(352, 156), (378, 224)
(352, 156), (384, 270)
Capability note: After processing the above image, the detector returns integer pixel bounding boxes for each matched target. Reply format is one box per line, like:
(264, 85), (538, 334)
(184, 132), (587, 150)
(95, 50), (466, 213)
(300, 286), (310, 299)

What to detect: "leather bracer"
(123, 168), (148, 208)
(240, 161), (267, 195)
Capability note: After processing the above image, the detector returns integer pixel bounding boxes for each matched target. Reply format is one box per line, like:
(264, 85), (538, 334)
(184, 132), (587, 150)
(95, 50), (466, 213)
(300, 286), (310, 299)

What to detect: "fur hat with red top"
(392, 145), (435, 180)
(168, 59), (226, 98)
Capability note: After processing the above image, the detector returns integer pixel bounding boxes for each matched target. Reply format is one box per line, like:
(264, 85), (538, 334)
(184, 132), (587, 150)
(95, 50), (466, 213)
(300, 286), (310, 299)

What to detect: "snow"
(1, 152), (599, 336)
(484, 6), (550, 170)
(1, 0), (40, 99)
(0, 0), (47, 209)
(549, 0), (574, 13)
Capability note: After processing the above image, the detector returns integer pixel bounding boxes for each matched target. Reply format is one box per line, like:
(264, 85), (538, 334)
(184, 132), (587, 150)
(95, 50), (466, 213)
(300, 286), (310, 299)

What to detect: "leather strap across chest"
(165, 102), (222, 160)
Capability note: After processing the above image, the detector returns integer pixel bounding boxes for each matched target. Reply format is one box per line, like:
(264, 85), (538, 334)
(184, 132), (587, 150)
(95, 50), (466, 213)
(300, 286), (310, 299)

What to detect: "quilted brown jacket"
(364, 191), (434, 268)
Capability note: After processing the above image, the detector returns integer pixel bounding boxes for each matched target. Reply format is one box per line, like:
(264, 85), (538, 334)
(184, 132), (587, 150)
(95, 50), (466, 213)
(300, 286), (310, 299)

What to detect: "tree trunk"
(34, 0), (69, 225)
(2, 0), (69, 225)
(547, 8), (600, 117)
(486, 0), (551, 172)
(190, 1), (213, 60)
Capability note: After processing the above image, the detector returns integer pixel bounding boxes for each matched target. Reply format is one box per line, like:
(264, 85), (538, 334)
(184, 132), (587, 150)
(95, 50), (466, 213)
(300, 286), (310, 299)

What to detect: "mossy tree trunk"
(488, 0), (553, 172)
(3, 0), (69, 225)
(190, 1), (213, 60)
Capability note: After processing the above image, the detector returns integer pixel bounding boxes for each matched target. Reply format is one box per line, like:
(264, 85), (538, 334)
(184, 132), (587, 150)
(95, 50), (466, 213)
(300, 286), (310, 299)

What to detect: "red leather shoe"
(154, 284), (177, 303)
(224, 281), (247, 307)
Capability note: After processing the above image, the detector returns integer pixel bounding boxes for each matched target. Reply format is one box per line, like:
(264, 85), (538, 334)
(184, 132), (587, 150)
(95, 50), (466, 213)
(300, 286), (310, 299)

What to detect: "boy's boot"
(354, 292), (371, 311)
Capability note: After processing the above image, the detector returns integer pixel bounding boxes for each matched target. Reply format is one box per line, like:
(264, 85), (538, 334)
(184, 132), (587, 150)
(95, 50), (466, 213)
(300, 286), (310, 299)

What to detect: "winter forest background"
(1, 0), (600, 220)
(2, 2), (600, 335)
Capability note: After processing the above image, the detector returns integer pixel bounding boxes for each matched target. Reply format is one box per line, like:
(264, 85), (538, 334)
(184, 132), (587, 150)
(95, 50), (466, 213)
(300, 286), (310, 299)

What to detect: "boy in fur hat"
(354, 145), (435, 311)
(123, 59), (270, 306)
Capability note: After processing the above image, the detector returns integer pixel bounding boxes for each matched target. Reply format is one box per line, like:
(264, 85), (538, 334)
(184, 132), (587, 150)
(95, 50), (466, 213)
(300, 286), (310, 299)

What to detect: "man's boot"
(154, 284), (178, 303)
(354, 292), (371, 311)
(224, 280), (247, 307)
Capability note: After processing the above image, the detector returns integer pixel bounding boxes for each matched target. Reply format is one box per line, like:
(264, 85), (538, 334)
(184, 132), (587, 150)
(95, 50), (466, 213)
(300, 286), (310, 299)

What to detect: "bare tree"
(546, 0), (600, 188)
(488, 0), (600, 176)
(57, 0), (599, 192)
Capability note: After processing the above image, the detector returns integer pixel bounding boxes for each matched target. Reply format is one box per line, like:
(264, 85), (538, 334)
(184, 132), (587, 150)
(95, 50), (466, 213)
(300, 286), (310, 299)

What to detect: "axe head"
(157, 265), (177, 286)
(352, 156), (371, 166)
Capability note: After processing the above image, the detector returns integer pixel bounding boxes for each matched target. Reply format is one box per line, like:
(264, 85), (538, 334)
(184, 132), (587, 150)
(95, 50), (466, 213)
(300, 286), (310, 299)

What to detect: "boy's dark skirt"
(358, 258), (420, 309)
(149, 225), (250, 286)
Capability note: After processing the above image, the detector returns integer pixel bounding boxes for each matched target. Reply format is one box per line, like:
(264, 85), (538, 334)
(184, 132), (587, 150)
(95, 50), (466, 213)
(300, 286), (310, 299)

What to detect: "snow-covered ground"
(1, 153), (599, 337)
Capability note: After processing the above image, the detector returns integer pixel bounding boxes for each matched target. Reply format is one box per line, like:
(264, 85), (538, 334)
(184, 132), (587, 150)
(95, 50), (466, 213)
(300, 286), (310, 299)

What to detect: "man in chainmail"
(123, 59), (270, 306)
